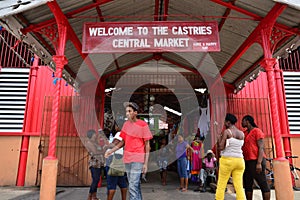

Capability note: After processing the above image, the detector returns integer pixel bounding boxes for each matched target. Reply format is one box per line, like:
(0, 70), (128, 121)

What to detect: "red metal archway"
(3, 1), (297, 198)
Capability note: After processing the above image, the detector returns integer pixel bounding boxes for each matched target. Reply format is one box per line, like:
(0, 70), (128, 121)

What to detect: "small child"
(157, 138), (169, 185)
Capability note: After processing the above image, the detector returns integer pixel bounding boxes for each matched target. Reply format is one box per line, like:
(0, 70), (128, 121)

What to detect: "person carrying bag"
(105, 121), (127, 200)
(108, 153), (125, 176)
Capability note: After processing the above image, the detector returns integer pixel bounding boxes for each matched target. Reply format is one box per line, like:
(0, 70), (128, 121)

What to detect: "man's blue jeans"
(125, 162), (143, 200)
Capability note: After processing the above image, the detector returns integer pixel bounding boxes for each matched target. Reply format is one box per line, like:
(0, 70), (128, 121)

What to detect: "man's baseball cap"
(123, 102), (139, 111)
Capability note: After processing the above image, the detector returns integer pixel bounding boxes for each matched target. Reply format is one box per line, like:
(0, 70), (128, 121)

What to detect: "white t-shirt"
(113, 131), (124, 155)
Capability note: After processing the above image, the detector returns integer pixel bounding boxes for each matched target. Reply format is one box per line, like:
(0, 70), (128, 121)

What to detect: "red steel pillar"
(274, 62), (292, 158)
(39, 15), (68, 198)
(260, 28), (293, 200)
(261, 58), (284, 157)
(40, 55), (67, 200)
(98, 77), (106, 129)
(16, 55), (39, 186)
(47, 55), (68, 158)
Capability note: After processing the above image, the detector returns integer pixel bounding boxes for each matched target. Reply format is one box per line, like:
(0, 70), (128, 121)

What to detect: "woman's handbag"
(108, 154), (125, 176)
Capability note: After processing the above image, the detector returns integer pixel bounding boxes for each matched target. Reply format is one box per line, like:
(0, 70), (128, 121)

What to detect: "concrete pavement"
(2, 171), (300, 200)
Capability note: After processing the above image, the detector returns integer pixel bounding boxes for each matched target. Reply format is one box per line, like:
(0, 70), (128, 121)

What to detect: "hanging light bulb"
(238, 83), (243, 89)
(150, 95), (155, 102)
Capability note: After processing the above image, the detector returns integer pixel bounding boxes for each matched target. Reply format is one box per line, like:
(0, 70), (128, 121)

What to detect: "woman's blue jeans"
(125, 162), (143, 200)
(177, 157), (188, 178)
(89, 167), (101, 193)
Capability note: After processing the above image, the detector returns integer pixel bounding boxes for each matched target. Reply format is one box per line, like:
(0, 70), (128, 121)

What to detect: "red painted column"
(16, 55), (39, 186)
(260, 28), (293, 200)
(274, 62), (292, 158)
(99, 77), (106, 129)
(40, 55), (67, 200)
(260, 27), (284, 158)
(40, 3), (68, 199)
(47, 55), (68, 158)
(261, 58), (284, 158)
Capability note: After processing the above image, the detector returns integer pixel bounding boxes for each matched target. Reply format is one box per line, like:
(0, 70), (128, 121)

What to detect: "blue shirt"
(176, 141), (188, 159)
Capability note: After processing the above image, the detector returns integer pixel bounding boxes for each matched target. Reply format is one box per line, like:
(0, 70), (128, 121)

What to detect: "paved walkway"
(1, 171), (300, 200)
(0, 186), (284, 200)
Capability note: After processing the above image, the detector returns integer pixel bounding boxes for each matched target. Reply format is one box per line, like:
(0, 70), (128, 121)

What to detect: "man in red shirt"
(105, 102), (153, 200)
(242, 115), (270, 200)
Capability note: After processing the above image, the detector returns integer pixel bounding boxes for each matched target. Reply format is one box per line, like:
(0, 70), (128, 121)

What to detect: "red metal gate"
(38, 96), (102, 186)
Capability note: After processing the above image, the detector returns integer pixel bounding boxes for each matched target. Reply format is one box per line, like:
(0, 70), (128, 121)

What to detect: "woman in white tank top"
(215, 113), (245, 200)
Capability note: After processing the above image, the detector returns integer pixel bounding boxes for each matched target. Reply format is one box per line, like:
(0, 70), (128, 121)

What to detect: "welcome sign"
(82, 21), (220, 53)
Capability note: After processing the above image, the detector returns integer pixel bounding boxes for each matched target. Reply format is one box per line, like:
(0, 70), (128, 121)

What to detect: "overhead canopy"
(0, 0), (50, 18)
(274, 0), (300, 10)
(0, 0), (299, 91)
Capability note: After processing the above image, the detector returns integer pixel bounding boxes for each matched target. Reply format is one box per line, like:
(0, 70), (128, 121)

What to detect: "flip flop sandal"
(181, 188), (188, 192)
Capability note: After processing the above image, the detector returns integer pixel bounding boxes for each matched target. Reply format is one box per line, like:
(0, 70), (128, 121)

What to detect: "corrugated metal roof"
(0, 0), (299, 90)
